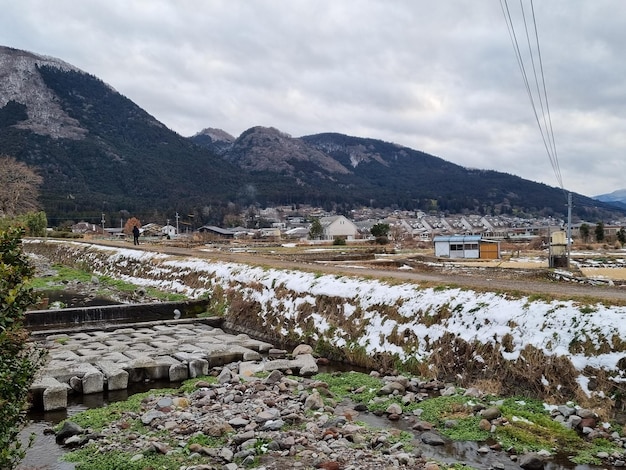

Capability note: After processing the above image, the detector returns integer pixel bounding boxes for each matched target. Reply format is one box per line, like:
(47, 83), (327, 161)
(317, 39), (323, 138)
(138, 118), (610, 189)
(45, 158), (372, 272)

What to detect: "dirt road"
(76, 239), (626, 304)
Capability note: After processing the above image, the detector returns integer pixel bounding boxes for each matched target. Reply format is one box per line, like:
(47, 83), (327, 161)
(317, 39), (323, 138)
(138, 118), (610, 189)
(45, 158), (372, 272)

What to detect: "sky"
(2, 1), (626, 198)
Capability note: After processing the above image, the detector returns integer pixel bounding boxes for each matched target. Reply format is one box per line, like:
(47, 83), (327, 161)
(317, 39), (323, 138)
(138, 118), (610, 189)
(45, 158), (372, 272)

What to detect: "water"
(40, 290), (121, 309)
(18, 295), (599, 470)
(19, 381), (600, 470)
(19, 382), (174, 470)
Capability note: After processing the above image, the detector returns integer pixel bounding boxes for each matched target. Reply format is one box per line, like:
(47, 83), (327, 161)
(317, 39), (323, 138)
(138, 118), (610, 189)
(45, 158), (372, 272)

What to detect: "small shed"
(433, 235), (500, 259)
(549, 230), (568, 268)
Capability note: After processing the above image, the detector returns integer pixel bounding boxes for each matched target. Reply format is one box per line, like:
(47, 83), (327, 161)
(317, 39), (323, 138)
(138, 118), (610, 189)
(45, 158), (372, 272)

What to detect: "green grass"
(28, 264), (189, 302)
(27, 265), (93, 289)
(312, 371), (382, 405)
(63, 446), (203, 470)
(305, 375), (623, 466)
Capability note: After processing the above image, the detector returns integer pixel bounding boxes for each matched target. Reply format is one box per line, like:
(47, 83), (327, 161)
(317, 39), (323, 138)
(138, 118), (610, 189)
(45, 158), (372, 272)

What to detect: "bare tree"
(0, 155), (43, 217)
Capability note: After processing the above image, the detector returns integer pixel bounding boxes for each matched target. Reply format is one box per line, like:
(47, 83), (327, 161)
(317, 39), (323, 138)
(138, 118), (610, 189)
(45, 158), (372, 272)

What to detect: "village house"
(319, 215), (359, 241)
(71, 221), (103, 235)
(197, 225), (235, 239)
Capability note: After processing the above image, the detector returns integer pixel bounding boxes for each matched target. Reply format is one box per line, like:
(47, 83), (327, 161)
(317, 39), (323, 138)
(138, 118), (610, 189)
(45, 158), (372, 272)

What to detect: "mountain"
(0, 46), (249, 226)
(594, 189), (626, 210)
(192, 127), (621, 220)
(1, 45), (623, 227)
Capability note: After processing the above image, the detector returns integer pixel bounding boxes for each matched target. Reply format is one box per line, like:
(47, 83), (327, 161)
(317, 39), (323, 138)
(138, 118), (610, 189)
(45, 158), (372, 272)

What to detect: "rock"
(56, 421), (84, 444)
(152, 442), (169, 454)
(519, 452), (545, 470)
(557, 404), (575, 417)
(478, 418), (492, 431)
(218, 367), (235, 384)
(424, 462), (440, 470)
(386, 403), (403, 415)
(292, 344), (314, 356)
(577, 408), (596, 419)
(141, 410), (165, 425)
(304, 390), (324, 410)
(69, 376), (82, 393)
(421, 432), (445, 446)
(189, 358), (209, 378)
(481, 406), (501, 420)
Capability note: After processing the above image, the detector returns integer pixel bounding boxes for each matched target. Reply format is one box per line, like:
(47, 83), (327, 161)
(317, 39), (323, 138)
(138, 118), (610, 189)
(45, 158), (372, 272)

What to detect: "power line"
(500, 0), (565, 195)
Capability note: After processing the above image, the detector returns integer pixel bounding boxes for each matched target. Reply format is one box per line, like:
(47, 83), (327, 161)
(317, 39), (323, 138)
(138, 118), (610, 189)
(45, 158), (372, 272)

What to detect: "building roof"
(198, 225), (235, 236)
(433, 235), (482, 243)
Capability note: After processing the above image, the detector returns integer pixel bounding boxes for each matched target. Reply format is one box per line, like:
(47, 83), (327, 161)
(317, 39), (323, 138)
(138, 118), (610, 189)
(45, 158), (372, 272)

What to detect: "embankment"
(24, 239), (626, 412)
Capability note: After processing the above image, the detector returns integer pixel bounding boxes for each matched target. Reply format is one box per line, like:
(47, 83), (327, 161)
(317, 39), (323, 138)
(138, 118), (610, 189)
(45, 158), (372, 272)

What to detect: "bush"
(375, 236), (389, 245)
(0, 227), (46, 468)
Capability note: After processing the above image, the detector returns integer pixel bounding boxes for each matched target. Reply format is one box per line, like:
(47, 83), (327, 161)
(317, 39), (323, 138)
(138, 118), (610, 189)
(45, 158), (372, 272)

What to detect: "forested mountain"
(1, 45), (623, 227)
(595, 189), (626, 211)
(192, 127), (621, 221)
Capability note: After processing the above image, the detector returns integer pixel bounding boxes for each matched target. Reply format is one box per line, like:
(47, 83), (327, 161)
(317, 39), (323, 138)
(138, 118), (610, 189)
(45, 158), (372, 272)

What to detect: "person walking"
(132, 225), (140, 245)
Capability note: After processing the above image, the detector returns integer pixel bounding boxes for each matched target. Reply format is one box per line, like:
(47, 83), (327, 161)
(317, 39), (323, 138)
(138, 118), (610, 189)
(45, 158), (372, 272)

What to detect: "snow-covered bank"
(25, 240), (626, 408)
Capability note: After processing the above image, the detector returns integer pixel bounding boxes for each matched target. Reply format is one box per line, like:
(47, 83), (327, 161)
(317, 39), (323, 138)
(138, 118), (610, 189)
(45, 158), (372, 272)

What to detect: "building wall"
(324, 216), (358, 240)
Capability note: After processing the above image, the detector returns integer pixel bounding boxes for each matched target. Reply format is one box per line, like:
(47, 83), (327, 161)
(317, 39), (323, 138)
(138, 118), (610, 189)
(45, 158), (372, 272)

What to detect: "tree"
(618, 228), (626, 248)
(123, 217), (142, 235)
(308, 218), (323, 240)
(0, 156), (43, 217)
(595, 221), (605, 243)
(579, 223), (590, 243)
(0, 228), (45, 468)
(370, 223), (390, 238)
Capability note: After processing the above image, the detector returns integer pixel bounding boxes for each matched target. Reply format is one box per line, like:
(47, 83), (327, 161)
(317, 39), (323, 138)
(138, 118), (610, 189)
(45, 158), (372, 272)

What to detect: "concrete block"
(82, 370), (104, 394)
(31, 377), (68, 411)
(43, 383), (68, 411)
(169, 362), (189, 382)
(189, 358), (209, 378)
(97, 361), (129, 391)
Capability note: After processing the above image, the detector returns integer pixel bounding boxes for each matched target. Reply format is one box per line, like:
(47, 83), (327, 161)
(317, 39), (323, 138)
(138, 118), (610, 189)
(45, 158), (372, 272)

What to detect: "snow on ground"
(27, 240), (626, 397)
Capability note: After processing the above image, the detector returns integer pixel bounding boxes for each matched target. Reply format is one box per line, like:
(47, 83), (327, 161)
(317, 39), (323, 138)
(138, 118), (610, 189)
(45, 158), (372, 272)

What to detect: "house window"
(450, 244), (463, 251)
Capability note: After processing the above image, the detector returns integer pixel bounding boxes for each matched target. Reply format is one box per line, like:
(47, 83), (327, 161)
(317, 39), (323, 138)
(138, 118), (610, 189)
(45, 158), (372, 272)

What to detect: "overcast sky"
(2, 1), (625, 197)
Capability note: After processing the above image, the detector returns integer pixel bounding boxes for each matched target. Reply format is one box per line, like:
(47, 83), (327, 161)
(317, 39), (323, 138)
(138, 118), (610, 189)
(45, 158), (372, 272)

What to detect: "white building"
(319, 215), (359, 241)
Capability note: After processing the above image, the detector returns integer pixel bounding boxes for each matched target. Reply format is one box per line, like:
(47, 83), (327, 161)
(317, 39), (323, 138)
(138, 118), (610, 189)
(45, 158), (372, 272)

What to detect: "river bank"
(20, 239), (626, 468)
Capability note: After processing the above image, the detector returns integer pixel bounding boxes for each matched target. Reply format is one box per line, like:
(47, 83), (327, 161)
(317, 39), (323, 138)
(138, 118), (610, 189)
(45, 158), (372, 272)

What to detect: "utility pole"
(566, 192), (572, 268)
(175, 212), (180, 235)
(101, 212), (105, 233)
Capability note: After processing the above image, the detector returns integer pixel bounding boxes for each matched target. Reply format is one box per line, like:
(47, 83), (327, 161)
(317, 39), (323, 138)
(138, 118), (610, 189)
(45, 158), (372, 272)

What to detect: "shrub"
(0, 227), (46, 468)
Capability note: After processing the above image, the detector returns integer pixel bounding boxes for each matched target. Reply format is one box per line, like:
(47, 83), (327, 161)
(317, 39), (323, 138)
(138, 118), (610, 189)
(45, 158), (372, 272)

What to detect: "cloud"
(2, 0), (625, 198)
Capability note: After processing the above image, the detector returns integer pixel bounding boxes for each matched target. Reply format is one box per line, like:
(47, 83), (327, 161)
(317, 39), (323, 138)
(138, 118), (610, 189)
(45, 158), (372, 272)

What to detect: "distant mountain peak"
(212, 126), (351, 175)
(192, 127), (235, 142)
(0, 45), (88, 139)
(595, 188), (626, 201)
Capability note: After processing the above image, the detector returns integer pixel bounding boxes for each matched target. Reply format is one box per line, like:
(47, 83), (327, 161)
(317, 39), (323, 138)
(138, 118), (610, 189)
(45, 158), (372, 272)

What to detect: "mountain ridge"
(0, 45), (623, 226)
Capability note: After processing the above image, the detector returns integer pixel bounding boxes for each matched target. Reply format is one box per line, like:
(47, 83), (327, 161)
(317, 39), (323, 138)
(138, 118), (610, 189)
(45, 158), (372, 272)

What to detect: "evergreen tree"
(595, 221), (605, 242)
(308, 218), (323, 240)
(579, 223), (590, 243)
(370, 223), (390, 238)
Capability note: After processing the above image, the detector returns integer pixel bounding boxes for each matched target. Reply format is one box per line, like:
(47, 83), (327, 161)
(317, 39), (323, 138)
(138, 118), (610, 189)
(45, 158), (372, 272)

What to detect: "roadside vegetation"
(0, 228), (46, 469)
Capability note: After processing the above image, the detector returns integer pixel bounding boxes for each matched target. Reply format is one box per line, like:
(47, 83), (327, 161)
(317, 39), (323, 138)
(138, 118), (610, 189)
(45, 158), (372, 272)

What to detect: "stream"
(17, 292), (602, 470)
(17, 374), (601, 470)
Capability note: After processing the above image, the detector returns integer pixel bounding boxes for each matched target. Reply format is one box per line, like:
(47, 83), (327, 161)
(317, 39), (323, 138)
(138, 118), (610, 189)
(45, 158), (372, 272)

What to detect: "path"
(84, 239), (626, 303)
